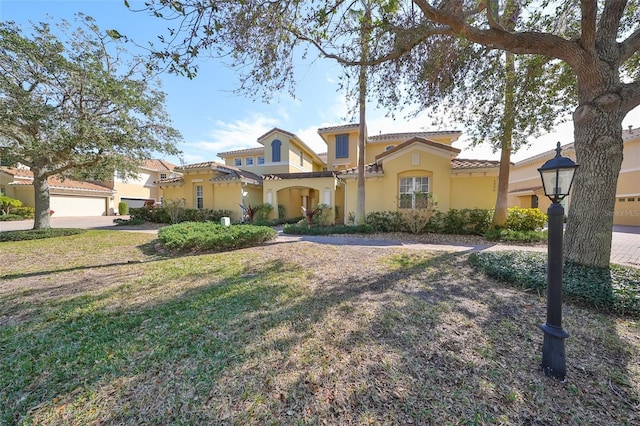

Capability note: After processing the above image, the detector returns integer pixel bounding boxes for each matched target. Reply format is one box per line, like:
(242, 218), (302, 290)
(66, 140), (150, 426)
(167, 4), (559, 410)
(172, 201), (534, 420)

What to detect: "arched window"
(272, 139), (282, 162)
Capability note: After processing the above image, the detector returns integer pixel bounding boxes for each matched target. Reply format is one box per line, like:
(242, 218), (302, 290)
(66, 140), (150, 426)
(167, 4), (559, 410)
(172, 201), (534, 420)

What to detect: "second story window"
(160, 173), (167, 180)
(257, 156), (265, 165)
(246, 157), (254, 166)
(272, 139), (282, 162)
(336, 134), (349, 159)
(234, 158), (242, 167)
(299, 151), (304, 166)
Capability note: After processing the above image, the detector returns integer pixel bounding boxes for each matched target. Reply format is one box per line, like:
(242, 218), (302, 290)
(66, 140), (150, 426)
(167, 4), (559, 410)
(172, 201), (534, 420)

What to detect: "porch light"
(537, 142), (578, 204)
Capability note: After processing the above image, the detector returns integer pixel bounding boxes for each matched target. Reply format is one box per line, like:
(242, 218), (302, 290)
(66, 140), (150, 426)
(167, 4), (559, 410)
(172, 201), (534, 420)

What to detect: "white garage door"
(50, 195), (107, 217)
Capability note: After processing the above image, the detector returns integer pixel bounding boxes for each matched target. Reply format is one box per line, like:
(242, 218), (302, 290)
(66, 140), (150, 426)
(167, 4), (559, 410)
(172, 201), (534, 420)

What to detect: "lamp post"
(537, 142), (579, 381)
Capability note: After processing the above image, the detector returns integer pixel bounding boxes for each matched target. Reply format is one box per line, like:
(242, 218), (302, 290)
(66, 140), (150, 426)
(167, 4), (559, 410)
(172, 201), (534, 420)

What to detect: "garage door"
(50, 195), (108, 217)
(120, 198), (149, 209)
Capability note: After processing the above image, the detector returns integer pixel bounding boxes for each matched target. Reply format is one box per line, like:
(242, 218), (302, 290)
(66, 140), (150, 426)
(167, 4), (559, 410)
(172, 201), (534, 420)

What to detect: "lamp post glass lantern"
(537, 142), (578, 381)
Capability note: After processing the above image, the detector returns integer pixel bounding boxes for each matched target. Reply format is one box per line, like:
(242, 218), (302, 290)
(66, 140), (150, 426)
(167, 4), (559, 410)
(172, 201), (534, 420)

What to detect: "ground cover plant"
(470, 250), (640, 317)
(0, 228), (85, 242)
(157, 222), (277, 251)
(1, 231), (638, 424)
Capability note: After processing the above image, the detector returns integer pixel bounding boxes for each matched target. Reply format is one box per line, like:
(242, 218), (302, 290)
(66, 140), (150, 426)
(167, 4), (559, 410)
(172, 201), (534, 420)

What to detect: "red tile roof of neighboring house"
(7, 174), (113, 193)
(368, 130), (462, 142)
(1, 166), (34, 178)
(451, 159), (503, 169)
(375, 137), (461, 161)
(140, 159), (178, 172)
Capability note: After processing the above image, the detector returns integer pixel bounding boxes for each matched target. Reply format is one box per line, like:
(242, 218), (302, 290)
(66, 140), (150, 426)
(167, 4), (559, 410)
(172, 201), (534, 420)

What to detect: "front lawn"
(0, 231), (638, 424)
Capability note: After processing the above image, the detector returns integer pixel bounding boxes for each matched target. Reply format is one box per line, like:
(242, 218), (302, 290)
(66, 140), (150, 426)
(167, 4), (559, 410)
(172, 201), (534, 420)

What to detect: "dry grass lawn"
(0, 230), (638, 425)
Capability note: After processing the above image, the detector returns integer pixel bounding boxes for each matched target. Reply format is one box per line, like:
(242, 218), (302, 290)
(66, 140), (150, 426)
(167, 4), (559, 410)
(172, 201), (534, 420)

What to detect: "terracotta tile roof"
(368, 131), (462, 142)
(140, 159), (178, 172)
(217, 147), (264, 157)
(317, 123), (360, 133)
(451, 159), (503, 169)
(339, 162), (384, 176)
(257, 127), (296, 141)
(376, 137), (461, 161)
(262, 171), (338, 180)
(8, 175), (113, 193)
(176, 161), (226, 170)
(0, 166), (34, 178)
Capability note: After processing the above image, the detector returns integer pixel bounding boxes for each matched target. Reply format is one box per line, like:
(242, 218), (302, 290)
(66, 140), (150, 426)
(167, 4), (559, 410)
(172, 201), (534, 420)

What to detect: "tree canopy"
(135, 0), (640, 267)
(0, 15), (182, 228)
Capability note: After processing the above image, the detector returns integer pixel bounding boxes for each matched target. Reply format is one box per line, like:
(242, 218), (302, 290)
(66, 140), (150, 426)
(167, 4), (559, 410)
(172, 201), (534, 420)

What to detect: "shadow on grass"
(1, 248), (637, 424)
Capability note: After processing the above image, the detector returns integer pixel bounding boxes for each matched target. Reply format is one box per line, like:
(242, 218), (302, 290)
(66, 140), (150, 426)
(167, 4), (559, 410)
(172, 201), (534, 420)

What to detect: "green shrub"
(507, 207), (547, 231)
(484, 228), (548, 242)
(11, 206), (35, 219)
(278, 204), (286, 219)
(0, 194), (23, 215)
(437, 208), (492, 235)
(365, 211), (405, 232)
(118, 201), (129, 215)
(283, 223), (373, 235)
(0, 228), (85, 242)
(158, 222), (277, 251)
(469, 251), (640, 317)
(253, 204), (274, 223)
(0, 214), (25, 221)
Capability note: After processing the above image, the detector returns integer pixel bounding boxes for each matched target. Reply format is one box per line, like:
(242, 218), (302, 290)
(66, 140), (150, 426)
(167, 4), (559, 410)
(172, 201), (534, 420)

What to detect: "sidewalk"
(2, 216), (639, 268)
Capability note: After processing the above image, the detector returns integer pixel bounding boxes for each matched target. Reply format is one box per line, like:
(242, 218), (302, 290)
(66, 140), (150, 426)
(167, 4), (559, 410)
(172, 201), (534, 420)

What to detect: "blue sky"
(2, 0), (639, 166)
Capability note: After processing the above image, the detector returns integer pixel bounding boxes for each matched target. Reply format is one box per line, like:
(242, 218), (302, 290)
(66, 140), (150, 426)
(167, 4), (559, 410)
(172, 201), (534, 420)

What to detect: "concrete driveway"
(1, 216), (639, 268)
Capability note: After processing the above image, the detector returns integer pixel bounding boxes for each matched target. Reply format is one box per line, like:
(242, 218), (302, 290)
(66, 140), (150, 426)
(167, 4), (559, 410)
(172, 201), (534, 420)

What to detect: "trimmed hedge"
(130, 207), (233, 224)
(0, 228), (85, 242)
(157, 222), (277, 251)
(469, 250), (640, 317)
(484, 228), (548, 242)
(506, 207), (547, 231)
(283, 224), (374, 235)
(0, 214), (25, 222)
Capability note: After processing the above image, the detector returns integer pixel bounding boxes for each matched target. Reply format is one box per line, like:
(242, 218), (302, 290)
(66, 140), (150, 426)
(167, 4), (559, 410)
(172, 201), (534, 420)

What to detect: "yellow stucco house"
(0, 159), (180, 217)
(158, 125), (502, 223)
(508, 126), (640, 226)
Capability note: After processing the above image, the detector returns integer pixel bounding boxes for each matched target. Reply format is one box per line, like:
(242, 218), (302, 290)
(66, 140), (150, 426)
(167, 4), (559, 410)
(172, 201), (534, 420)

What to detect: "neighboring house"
(158, 125), (502, 223)
(0, 159), (180, 217)
(508, 126), (640, 226)
(107, 159), (181, 211)
(0, 166), (114, 217)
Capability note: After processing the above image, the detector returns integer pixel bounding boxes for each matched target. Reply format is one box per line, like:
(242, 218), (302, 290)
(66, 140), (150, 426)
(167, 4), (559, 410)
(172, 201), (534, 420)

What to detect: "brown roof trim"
(451, 158), (504, 169)
(368, 130), (462, 142)
(262, 171), (338, 180)
(257, 127), (296, 141)
(317, 123), (360, 133)
(217, 147), (264, 158)
(375, 137), (461, 161)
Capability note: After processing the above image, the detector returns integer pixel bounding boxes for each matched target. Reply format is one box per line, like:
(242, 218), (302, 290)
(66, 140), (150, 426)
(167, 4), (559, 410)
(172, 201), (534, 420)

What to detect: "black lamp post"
(537, 142), (579, 381)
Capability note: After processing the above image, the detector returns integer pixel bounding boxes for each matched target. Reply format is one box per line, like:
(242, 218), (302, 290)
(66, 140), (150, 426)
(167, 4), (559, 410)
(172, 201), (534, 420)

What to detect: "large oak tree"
(136, 0), (639, 267)
(0, 15), (181, 229)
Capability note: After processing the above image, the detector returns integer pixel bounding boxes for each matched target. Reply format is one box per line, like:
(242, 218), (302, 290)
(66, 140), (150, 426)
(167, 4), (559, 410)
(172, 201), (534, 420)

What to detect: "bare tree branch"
(598, 0), (628, 42)
(620, 27), (640, 62)
(579, 0), (597, 50)
(621, 80), (640, 113)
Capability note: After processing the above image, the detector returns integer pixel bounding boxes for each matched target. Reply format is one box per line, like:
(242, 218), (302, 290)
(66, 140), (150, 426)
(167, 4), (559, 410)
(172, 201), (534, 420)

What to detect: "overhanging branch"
(620, 27), (640, 62)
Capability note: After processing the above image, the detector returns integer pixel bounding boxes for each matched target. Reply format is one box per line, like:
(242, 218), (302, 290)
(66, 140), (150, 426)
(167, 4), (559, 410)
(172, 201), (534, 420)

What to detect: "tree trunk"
(32, 169), (52, 229)
(492, 51), (515, 228)
(355, 7), (371, 226)
(564, 101), (624, 267)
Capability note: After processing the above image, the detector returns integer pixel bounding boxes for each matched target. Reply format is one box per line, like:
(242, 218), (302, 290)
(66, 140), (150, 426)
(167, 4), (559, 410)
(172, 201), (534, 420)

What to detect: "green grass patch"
(157, 222), (277, 251)
(469, 250), (640, 317)
(0, 228), (85, 242)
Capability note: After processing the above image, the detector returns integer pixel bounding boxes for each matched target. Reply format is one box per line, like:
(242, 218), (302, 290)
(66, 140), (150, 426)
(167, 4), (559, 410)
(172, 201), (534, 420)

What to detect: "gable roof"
(257, 127), (296, 142)
(375, 137), (461, 161)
